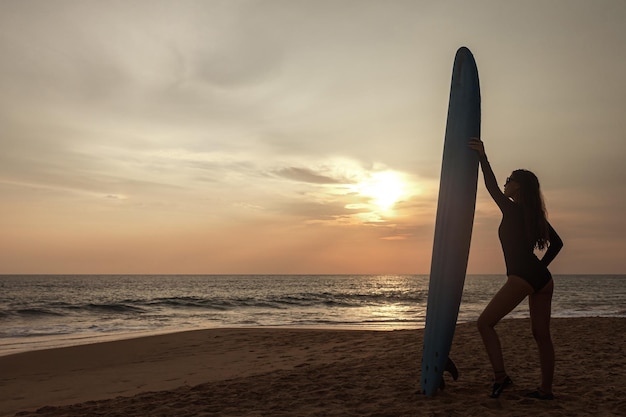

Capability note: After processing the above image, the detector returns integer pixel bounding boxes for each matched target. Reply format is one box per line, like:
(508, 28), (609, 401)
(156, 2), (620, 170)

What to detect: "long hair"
(510, 169), (549, 250)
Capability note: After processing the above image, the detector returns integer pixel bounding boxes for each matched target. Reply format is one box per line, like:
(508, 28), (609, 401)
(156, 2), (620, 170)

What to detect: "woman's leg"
(529, 279), (555, 394)
(477, 275), (533, 380)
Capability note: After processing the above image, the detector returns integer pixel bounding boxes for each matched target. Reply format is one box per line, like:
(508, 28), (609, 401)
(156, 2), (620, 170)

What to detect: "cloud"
(272, 167), (344, 184)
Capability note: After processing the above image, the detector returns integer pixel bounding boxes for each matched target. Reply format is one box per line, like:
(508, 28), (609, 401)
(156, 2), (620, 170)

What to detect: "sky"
(1, 0), (625, 275)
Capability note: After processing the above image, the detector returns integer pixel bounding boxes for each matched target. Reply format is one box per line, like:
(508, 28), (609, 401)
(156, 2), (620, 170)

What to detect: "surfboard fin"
(438, 357), (459, 391)
(445, 357), (459, 381)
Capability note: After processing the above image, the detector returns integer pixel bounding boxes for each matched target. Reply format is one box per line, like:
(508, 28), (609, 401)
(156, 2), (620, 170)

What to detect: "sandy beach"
(1, 317), (624, 417)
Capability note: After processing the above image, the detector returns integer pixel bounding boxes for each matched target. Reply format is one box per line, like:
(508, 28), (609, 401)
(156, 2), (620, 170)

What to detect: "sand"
(1, 317), (624, 417)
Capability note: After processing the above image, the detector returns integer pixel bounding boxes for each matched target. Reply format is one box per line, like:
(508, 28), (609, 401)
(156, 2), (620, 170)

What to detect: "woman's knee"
(531, 318), (553, 344)
(531, 325), (552, 343)
(477, 313), (495, 332)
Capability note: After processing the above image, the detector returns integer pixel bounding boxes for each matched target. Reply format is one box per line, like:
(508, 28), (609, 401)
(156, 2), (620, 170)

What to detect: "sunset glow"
(356, 171), (407, 212)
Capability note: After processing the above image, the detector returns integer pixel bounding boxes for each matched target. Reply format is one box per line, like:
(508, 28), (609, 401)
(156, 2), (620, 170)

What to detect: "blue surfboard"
(421, 47), (481, 396)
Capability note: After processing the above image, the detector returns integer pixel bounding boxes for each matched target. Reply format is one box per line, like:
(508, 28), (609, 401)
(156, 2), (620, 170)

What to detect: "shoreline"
(0, 323), (421, 358)
(2, 317), (625, 417)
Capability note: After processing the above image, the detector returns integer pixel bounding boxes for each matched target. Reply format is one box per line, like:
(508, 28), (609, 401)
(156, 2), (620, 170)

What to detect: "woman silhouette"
(469, 137), (563, 400)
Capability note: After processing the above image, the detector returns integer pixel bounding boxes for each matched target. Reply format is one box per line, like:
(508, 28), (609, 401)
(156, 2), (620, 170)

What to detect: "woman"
(469, 137), (563, 400)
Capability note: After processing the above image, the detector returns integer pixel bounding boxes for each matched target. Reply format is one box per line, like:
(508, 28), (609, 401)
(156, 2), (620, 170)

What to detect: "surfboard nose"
(452, 47), (479, 88)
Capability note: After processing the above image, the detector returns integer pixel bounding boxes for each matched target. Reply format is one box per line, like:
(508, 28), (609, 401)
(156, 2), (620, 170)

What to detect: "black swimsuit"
(480, 158), (563, 292)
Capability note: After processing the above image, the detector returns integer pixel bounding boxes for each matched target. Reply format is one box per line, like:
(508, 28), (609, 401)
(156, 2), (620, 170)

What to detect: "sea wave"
(15, 308), (65, 317)
(3, 292), (427, 317)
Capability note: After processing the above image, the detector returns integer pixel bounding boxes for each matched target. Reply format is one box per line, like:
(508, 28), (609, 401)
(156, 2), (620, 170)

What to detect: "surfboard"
(420, 46), (481, 396)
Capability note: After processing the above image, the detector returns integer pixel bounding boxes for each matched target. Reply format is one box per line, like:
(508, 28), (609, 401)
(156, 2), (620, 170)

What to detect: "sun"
(357, 171), (406, 211)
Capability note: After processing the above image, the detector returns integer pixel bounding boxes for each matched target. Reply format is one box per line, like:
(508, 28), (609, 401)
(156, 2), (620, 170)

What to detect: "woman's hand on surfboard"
(468, 137), (485, 156)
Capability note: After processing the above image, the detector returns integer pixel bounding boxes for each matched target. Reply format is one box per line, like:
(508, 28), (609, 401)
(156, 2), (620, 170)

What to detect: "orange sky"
(1, 1), (625, 274)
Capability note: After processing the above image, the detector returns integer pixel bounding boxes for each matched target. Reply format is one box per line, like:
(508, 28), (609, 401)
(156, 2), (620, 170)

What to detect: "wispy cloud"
(273, 167), (344, 184)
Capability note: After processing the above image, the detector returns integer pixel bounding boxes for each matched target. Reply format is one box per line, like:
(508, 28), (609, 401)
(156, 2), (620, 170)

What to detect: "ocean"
(1, 274), (624, 356)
